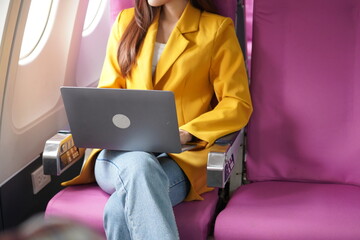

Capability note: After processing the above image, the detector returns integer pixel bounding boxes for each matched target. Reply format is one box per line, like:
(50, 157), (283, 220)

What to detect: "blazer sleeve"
(180, 18), (253, 147)
(97, 11), (126, 89)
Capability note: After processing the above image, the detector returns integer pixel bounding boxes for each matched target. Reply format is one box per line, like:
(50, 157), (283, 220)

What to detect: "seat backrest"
(244, 0), (253, 75)
(110, 0), (133, 22)
(212, 0), (237, 23)
(246, 0), (360, 185)
(110, 0), (237, 23)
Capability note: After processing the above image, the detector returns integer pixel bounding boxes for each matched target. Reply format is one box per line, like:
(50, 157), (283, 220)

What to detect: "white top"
(152, 42), (166, 74)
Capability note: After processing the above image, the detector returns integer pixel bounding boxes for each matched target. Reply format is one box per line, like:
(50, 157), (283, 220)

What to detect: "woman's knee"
(121, 152), (166, 180)
(95, 150), (169, 192)
(95, 151), (124, 194)
(96, 150), (156, 171)
(99, 151), (166, 180)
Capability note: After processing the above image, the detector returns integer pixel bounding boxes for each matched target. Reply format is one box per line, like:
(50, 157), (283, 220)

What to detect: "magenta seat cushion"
(215, 181), (360, 240)
(45, 184), (218, 240)
(45, 185), (108, 237)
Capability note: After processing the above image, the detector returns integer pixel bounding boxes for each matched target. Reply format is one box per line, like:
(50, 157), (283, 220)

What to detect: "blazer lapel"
(153, 30), (189, 86)
(153, 2), (201, 86)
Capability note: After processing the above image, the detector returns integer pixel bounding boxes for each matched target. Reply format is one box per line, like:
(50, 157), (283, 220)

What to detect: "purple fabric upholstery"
(45, 185), (108, 238)
(215, 181), (360, 240)
(212, 0), (237, 23)
(214, 0), (360, 239)
(247, 0), (360, 184)
(110, 0), (133, 22)
(244, 0), (253, 54)
(45, 184), (218, 240)
(174, 190), (219, 240)
(244, 0), (253, 74)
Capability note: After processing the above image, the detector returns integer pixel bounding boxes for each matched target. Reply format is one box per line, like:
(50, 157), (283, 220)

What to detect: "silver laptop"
(60, 87), (192, 153)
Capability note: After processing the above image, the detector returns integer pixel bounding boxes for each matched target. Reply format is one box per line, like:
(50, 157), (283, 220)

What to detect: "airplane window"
(83, 0), (104, 34)
(0, 0), (11, 48)
(19, 0), (52, 59)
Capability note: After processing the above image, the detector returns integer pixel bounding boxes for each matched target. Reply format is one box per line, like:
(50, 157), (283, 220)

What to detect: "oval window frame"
(83, 0), (105, 36)
(19, 0), (53, 60)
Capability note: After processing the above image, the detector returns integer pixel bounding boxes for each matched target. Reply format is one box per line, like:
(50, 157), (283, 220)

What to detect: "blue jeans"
(94, 150), (190, 240)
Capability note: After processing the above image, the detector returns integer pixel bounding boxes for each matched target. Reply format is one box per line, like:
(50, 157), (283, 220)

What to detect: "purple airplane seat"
(214, 0), (360, 239)
(45, 0), (243, 239)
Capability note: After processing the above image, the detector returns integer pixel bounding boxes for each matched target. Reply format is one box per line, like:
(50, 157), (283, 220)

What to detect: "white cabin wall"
(76, 0), (110, 87)
(0, 0), (86, 185)
(0, 0), (111, 229)
(0, 0), (111, 186)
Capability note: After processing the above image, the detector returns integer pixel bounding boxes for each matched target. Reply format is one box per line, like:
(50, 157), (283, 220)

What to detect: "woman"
(63, 0), (252, 239)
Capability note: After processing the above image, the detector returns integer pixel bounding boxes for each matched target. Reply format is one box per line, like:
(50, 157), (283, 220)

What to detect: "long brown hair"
(117, 0), (217, 77)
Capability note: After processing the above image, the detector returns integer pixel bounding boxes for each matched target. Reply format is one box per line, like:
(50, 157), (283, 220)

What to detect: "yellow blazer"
(62, 2), (252, 201)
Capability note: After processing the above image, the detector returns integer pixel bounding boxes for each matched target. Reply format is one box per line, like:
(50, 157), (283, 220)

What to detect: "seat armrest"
(207, 129), (244, 188)
(42, 132), (85, 175)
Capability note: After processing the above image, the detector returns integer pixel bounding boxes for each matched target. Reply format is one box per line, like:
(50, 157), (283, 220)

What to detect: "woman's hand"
(179, 129), (193, 144)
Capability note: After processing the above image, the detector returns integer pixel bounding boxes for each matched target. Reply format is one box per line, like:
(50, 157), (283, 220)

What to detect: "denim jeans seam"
(169, 178), (186, 190)
(97, 159), (137, 238)
(124, 193), (136, 239)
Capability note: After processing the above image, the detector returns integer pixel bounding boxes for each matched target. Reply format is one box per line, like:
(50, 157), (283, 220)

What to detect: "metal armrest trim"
(207, 129), (244, 188)
(43, 132), (84, 175)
